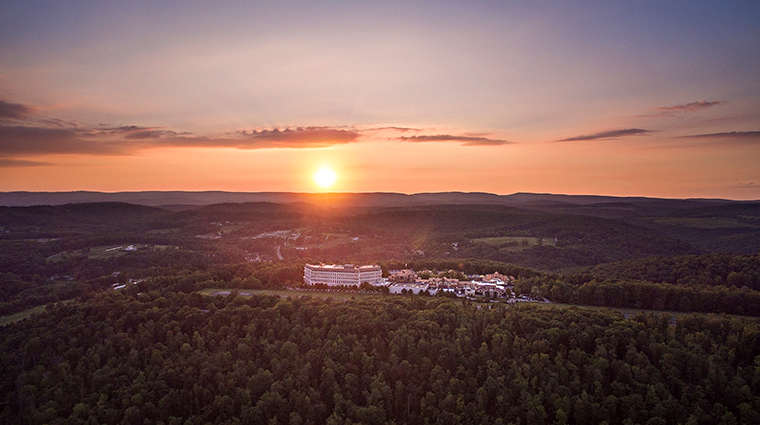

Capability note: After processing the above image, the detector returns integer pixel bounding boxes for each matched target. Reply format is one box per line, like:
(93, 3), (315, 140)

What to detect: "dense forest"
(585, 254), (760, 290)
(3, 293), (760, 425)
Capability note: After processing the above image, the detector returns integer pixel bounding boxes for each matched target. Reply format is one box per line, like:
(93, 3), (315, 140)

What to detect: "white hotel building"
(303, 263), (383, 287)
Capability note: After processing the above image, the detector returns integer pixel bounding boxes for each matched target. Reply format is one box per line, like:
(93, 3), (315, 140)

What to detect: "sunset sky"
(1, 1), (759, 199)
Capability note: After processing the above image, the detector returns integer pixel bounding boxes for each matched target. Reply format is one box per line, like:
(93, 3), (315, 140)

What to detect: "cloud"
(0, 100), (34, 120)
(0, 125), (127, 155)
(123, 130), (179, 140)
(40, 118), (81, 128)
(640, 100), (724, 117)
(0, 158), (52, 167)
(656, 100), (723, 112)
(557, 128), (652, 142)
(366, 126), (421, 133)
(398, 134), (513, 146)
(0, 124), (362, 157)
(92, 125), (184, 140)
(730, 182), (760, 190)
(235, 127), (360, 148)
(678, 131), (760, 141)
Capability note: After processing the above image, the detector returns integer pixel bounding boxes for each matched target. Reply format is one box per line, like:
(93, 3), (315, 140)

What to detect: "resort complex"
(303, 264), (529, 301)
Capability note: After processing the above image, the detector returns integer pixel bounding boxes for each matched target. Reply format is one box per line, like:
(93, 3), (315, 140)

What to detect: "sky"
(1, 1), (759, 199)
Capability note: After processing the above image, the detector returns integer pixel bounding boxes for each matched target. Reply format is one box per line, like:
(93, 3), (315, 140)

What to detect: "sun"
(313, 166), (338, 190)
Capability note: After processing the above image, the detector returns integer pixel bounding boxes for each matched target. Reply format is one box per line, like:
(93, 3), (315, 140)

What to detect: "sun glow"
(313, 166), (338, 190)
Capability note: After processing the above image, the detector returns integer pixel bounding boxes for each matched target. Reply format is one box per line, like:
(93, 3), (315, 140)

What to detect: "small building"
(484, 272), (514, 285)
(389, 269), (418, 282)
(389, 282), (434, 295)
(462, 281), (510, 299)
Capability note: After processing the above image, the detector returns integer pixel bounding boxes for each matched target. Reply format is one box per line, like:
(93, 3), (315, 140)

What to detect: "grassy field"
(198, 288), (385, 301)
(220, 224), (247, 234)
(47, 244), (131, 262)
(0, 305), (50, 327)
(46, 251), (76, 262)
(46, 244), (165, 262)
(0, 300), (78, 327)
(153, 245), (179, 250)
(317, 233), (356, 248)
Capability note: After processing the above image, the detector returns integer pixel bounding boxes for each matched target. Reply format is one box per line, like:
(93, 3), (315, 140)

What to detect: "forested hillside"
(586, 254), (760, 289)
(504, 254), (760, 316)
(2, 293), (759, 425)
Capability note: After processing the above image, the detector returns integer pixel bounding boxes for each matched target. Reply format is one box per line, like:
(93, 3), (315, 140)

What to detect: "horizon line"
(0, 189), (756, 203)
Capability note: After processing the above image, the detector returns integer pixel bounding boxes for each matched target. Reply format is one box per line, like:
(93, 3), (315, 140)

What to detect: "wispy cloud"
(0, 158), (52, 167)
(398, 134), (513, 146)
(657, 100), (723, 112)
(367, 126), (421, 133)
(640, 100), (724, 118)
(678, 131), (760, 141)
(557, 128), (652, 142)
(730, 182), (760, 190)
(0, 100), (34, 120)
(40, 118), (81, 128)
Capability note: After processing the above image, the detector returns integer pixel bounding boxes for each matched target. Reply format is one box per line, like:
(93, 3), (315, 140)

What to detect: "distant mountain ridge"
(0, 190), (749, 209)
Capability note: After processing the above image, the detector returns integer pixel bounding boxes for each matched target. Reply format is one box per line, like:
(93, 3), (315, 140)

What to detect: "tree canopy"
(2, 293), (759, 425)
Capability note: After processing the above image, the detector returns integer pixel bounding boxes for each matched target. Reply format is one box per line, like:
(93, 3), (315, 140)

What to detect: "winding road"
(276, 245), (284, 260)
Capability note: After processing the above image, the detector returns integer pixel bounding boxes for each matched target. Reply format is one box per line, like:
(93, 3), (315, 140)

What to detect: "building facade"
(303, 263), (383, 287)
